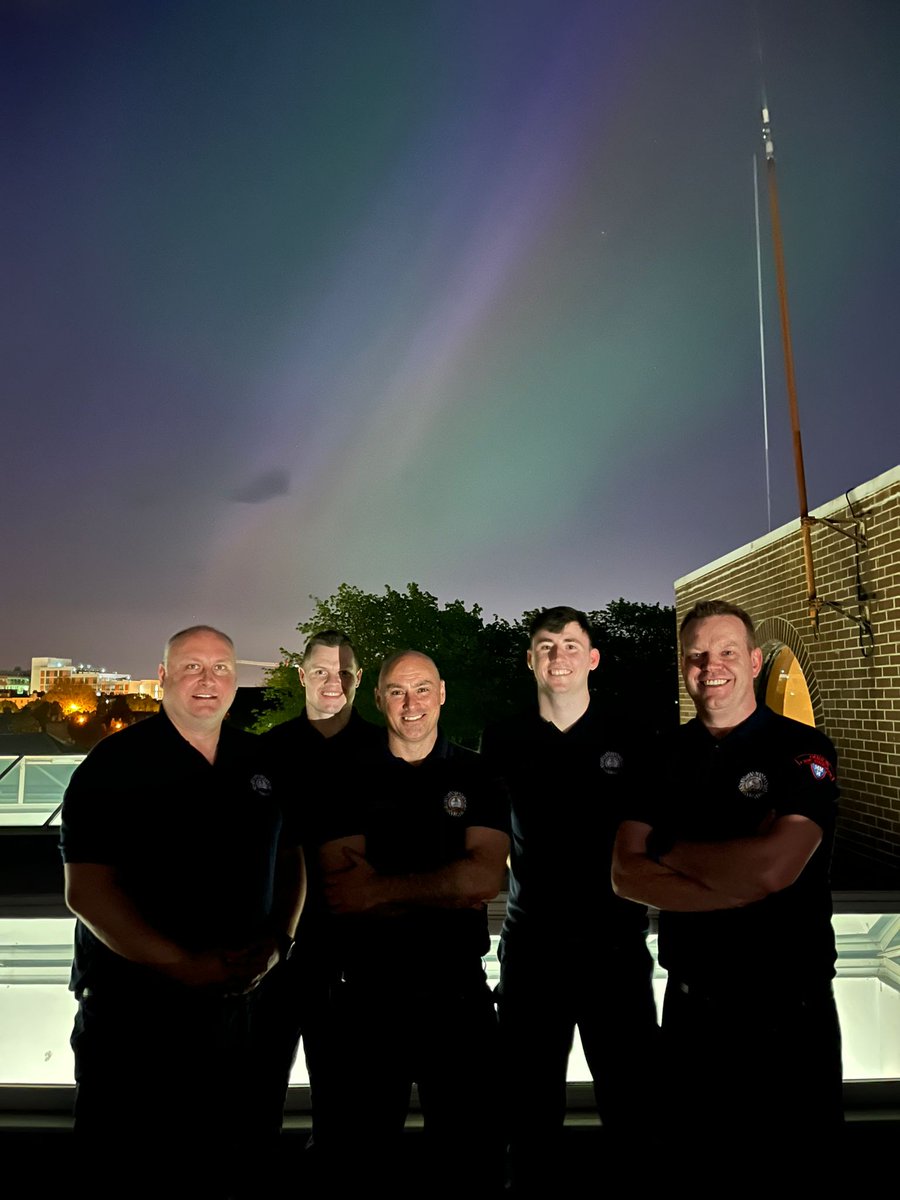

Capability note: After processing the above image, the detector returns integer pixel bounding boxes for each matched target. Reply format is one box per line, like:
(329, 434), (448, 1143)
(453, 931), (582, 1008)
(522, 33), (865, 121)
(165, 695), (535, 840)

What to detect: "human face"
(299, 644), (361, 722)
(681, 614), (763, 731)
(375, 653), (445, 761)
(527, 621), (600, 699)
(159, 630), (237, 733)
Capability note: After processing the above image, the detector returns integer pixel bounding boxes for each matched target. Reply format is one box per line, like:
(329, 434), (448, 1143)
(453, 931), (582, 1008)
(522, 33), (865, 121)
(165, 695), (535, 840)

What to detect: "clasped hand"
(322, 847), (381, 914)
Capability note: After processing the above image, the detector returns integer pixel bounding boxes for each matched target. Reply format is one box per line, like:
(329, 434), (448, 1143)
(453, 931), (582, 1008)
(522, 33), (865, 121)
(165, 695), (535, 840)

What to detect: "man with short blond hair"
(61, 625), (304, 1195)
(612, 599), (842, 1181)
(258, 629), (381, 1139)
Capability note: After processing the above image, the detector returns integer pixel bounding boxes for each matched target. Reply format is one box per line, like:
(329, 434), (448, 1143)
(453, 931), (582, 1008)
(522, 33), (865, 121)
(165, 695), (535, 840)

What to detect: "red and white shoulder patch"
(795, 753), (835, 782)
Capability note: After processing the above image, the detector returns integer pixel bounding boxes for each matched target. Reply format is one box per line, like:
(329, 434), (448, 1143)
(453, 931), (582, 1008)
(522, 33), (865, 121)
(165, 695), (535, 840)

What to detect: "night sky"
(4, 0), (899, 679)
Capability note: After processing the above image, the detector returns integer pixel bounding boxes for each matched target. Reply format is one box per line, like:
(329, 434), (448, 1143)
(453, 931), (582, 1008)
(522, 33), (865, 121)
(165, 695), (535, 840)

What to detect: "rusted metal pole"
(761, 107), (819, 631)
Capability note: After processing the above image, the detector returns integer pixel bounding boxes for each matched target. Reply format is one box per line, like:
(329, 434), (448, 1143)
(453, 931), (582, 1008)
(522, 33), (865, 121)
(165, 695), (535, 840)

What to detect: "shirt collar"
(386, 728), (450, 765)
(689, 703), (770, 745)
(156, 704), (229, 763)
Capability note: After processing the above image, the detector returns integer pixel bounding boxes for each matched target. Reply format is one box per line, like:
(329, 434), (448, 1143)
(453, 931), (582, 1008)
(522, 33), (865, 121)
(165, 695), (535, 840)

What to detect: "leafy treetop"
(256, 584), (677, 747)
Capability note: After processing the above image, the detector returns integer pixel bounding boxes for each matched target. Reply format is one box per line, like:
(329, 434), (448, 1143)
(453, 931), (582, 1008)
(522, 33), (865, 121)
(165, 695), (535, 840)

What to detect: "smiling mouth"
(548, 669), (571, 676)
(701, 679), (729, 688)
(402, 714), (425, 722)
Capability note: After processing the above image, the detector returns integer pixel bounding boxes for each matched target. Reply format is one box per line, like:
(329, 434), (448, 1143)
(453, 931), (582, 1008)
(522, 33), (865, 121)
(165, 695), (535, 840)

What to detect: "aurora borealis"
(4, 0), (899, 675)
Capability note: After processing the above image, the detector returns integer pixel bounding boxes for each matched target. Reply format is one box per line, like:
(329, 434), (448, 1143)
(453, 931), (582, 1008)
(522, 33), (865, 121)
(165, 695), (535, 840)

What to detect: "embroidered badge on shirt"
(738, 771), (769, 799)
(599, 751), (624, 775)
(251, 774), (273, 796)
(795, 753), (835, 782)
(443, 791), (467, 817)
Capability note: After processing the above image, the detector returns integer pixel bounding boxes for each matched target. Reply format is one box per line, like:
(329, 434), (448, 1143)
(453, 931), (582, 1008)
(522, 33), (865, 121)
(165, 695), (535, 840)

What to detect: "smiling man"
(480, 606), (658, 1192)
(315, 648), (510, 1198)
(258, 630), (382, 1144)
(612, 599), (842, 1182)
(60, 625), (304, 1197)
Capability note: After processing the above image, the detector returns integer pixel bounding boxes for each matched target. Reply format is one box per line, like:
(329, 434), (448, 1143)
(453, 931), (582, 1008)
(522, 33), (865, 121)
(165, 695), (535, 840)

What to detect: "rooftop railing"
(0, 756), (84, 828)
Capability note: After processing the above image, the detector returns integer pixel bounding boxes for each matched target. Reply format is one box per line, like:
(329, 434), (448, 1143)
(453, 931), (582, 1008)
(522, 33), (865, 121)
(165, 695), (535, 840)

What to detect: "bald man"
(315, 649), (510, 1199)
(61, 625), (304, 1196)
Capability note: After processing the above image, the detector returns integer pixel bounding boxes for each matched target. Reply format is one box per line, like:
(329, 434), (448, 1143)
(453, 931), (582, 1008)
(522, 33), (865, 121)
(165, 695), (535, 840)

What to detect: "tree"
(588, 599), (679, 733)
(254, 655), (305, 731)
(67, 712), (108, 750)
(258, 584), (678, 744)
(98, 694), (133, 724)
(44, 679), (98, 715)
(23, 698), (63, 733)
(9, 708), (40, 734)
(257, 583), (531, 745)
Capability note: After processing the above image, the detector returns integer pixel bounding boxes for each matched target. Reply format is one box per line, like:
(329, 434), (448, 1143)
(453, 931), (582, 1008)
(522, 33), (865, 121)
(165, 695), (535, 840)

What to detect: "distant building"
(30, 657), (162, 700)
(30, 658), (73, 695)
(675, 464), (900, 870)
(0, 671), (30, 696)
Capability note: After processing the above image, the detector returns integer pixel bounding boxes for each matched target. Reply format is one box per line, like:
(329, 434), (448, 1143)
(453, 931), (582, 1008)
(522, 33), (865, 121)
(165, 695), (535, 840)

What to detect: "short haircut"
(528, 605), (595, 645)
(679, 600), (757, 650)
(377, 649), (440, 689)
(301, 630), (359, 669)
(163, 625), (234, 666)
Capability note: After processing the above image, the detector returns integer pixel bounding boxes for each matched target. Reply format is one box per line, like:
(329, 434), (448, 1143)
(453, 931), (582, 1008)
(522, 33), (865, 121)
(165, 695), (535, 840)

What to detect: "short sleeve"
(59, 742), (126, 864)
(463, 759), (511, 837)
(774, 737), (839, 832)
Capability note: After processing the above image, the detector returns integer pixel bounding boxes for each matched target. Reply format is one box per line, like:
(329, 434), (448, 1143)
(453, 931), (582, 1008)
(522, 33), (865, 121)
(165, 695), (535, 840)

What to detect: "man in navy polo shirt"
(613, 599), (842, 1185)
(61, 625), (304, 1197)
(481, 606), (658, 1193)
(257, 630), (382, 1140)
(316, 649), (510, 1198)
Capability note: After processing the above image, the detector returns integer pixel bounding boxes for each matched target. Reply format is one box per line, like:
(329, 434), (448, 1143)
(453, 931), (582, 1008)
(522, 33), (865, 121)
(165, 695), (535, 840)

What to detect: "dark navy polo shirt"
(60, 709), (290, 993)
(481, 699), (649, 953)
(315, 731), (510, 982)
(628, 704), (839, 987)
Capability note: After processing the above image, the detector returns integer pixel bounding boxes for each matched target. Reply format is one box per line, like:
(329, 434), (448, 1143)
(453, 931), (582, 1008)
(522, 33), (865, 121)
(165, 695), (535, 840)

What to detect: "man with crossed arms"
(613, 599), (842, 1186)
(317, 649), (509, 1198)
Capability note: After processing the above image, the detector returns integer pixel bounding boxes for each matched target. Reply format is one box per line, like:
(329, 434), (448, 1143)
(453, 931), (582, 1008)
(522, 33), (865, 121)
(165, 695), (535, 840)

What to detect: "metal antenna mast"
(761, 106), (820, 630)
(753, 153), (772, 532)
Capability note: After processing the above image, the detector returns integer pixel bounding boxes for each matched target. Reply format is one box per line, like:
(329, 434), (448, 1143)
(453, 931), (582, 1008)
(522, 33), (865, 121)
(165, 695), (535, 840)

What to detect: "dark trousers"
(661, 978), (844, 1189)
(318, 970), (504, 1199)
(71, 983), (266, 1198)
(496, 942), (660, 1193)
(249, 952), (314, 1136)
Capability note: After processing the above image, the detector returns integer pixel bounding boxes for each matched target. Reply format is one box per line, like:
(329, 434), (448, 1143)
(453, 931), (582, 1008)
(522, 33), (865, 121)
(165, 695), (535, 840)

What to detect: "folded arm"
(611, 821), (749, 912)
(321, 827), (510, 915)
(660, 813), (822, 902)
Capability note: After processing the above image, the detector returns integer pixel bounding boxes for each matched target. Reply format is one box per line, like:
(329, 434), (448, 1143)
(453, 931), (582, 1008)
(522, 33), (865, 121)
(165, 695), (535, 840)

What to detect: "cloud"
(228, 469), (291, 504)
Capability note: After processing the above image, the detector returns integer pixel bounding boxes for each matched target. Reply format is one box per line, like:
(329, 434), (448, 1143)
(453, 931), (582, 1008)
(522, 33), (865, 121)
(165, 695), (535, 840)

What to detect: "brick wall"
(674, 466), (900, 869)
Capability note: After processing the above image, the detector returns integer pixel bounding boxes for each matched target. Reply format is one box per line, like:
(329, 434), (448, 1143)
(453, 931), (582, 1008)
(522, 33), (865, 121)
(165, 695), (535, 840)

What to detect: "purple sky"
(3, 0), (899, 679)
